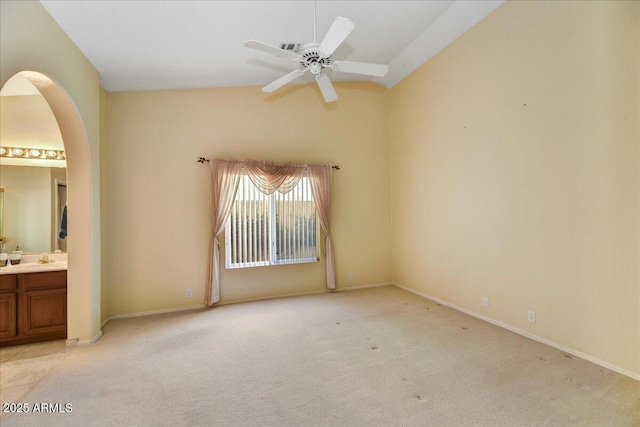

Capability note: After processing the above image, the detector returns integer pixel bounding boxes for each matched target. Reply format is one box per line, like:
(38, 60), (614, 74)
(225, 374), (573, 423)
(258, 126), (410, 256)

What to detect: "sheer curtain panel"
(207, 160), (242, 305)
(308, 165), (336, 289)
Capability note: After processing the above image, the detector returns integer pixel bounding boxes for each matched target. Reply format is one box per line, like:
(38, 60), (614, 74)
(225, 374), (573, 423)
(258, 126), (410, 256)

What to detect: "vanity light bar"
(0, 146), (65, 161)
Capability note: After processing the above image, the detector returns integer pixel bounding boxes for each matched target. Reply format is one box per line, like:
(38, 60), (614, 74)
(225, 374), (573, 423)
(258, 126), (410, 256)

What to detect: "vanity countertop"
(0, 253), (68, 275)
(0, 262), (67, 275)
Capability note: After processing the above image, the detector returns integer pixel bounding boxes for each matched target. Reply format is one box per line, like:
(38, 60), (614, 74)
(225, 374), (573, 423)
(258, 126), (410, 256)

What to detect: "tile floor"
(0, 340), (74, 406)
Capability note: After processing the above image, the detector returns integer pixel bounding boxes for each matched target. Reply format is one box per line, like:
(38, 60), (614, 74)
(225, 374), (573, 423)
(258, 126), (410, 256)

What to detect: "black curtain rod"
(197, 157), (340, 170)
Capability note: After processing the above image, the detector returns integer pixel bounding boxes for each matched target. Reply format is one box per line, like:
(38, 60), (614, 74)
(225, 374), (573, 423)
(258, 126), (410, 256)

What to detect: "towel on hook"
(59, 204), (67, 239)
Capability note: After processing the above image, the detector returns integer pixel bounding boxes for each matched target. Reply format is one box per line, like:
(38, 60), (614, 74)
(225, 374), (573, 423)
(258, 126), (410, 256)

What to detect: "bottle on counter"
(10, 246), (22, 265)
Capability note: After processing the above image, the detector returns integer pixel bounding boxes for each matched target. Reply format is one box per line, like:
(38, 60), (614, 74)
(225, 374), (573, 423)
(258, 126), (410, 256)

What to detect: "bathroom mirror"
(0, 165), (67, 253)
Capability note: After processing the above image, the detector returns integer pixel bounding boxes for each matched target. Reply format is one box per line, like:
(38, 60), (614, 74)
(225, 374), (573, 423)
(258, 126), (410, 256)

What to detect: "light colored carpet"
(1, 285), (639, 426)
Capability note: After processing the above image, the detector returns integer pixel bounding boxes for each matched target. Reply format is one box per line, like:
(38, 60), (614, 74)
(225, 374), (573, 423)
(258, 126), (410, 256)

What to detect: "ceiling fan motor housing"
(299, 43), (331, 74)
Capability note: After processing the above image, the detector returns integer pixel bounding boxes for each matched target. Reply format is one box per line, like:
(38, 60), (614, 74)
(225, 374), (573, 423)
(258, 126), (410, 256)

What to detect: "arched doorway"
(1, 71), (100, 344)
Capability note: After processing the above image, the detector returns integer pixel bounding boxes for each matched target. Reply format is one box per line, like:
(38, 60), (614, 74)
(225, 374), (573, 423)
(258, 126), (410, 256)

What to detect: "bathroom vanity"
(0, 256), (67, 347)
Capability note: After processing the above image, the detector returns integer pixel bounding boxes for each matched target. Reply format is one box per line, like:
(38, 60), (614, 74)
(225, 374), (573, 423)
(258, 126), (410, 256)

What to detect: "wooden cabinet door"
(0, 292), (17, 339)
(23, 288), (67, 336)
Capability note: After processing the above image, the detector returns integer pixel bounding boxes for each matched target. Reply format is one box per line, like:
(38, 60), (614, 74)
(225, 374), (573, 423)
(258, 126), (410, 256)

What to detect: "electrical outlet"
(527, 310), (536, 323)
(482, 297), (489, 308)
(348, 273), (353, 281)
(187, 289), (192, 298)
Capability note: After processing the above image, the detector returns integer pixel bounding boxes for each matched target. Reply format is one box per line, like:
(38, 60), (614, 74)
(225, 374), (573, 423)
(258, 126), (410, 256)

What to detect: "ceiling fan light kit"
(245, 14), (389, 103)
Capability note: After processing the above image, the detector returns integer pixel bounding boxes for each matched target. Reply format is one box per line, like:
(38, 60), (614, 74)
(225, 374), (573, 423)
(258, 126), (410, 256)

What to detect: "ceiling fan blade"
(245, 40), (300, 60)
(318, 17), (355, 58)
(331, 61), (389, 77)
(262, 69), (306, 93)
(315, 74), (338, 103)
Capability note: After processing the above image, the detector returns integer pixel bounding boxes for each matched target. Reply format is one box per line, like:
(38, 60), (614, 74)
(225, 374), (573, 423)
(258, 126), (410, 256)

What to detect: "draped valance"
(213, 159), (309, 195)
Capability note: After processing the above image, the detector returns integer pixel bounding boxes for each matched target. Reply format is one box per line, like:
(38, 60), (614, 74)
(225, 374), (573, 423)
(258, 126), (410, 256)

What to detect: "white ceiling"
(39, 0), (504, 93)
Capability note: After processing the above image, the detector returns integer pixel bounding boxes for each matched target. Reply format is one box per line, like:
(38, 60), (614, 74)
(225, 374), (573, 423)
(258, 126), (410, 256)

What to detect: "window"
(225, 174), (318, 268)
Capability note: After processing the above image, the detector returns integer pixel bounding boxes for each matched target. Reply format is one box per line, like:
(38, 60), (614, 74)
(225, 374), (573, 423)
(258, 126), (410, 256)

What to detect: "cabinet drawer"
(22, 270), (67, 290)
(0, 274), (17, 291)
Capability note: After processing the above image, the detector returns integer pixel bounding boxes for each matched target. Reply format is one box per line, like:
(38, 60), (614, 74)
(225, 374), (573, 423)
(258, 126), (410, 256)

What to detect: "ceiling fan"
(245, 14), (389, 103)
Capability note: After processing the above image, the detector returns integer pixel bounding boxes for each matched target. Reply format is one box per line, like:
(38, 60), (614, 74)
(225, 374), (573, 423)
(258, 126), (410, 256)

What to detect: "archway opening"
(1, 71), (100, 345)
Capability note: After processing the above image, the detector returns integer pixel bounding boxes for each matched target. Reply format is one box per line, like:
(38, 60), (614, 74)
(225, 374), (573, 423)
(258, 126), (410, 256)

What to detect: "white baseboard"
(217, 282), (391, 306)
(337, 282), (394, 292)
(66, 330), (104, 347)
(100, 283), (392, 325)
(91, 330), (103, 343)
(102, 304), (206, 327)
(393, 282), (640, 382)
(216, 289), (327, 306)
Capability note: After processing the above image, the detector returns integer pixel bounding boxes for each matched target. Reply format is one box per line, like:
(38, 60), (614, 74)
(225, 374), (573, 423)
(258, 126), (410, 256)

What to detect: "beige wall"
(389, 0), (640, 377)
(106, 82), (391, 315)
(1, 1), (102, 343)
